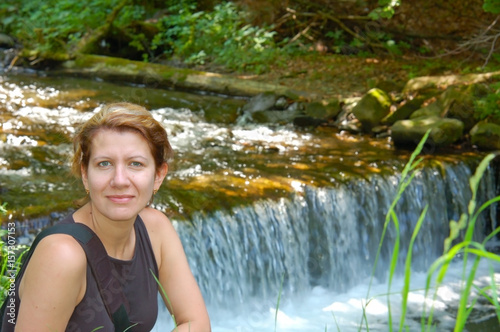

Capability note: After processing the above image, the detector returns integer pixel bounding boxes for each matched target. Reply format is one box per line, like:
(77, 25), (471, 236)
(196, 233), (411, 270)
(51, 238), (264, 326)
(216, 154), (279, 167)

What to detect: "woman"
(2, 103), (211, 331)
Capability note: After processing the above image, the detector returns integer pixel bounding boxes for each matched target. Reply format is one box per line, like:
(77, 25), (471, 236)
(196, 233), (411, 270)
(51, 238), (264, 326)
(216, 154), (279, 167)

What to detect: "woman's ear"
(81, 165), (89, 190)
(154, 163), (168, 190)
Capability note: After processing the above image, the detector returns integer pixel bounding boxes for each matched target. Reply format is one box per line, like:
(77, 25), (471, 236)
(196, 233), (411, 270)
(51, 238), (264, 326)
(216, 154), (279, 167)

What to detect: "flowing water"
(152, 164), (499, 332)
(0, 71), (499, 331)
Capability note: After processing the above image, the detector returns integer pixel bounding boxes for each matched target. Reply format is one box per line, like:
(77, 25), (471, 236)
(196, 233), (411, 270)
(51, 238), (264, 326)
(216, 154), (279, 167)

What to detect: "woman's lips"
(107, 195), (134, 203)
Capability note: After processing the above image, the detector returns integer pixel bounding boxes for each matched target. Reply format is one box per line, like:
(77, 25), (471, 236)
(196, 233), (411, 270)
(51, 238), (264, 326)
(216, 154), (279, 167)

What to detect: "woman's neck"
(75, 203), (136, 260)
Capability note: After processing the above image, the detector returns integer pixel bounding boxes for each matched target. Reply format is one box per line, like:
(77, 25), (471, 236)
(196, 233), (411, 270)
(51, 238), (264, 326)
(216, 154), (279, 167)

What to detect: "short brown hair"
(72, 102), (173, 178)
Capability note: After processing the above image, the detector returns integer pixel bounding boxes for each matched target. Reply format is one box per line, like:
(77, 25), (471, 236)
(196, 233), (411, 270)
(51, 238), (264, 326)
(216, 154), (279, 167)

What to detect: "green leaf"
(483, 0), (500, 14)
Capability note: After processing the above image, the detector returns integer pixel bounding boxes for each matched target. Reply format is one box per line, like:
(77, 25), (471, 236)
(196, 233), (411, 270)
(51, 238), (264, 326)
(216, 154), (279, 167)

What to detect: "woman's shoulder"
(138, 208), (180, 268)
(20, 233), (87, 299)
(33, 233), (87, 268)
(17, 233), (88, 330)
(139, 207), (173, 231)
(139, 207), (178, 245)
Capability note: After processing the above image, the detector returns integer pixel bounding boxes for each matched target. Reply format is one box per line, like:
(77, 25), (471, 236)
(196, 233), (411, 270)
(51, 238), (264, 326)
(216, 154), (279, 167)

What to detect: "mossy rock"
(410, 102), (442, 119)
(391, 115), (464, 148)
(409, 85), (475, 122)
(0, 33), (15, 47)
(383, 96), (426, 125)
(304, 100), (341, 120)
(470, 121), (500, 150)
(351, 88), (391, 132)
(203, 103), (241, 124)
(447, 83), (493, 131)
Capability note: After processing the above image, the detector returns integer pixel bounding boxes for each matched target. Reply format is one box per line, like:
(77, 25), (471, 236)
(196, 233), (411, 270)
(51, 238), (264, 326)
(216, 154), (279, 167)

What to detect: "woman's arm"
(142, 208), (211, 332)
(16, 234), (87, 332)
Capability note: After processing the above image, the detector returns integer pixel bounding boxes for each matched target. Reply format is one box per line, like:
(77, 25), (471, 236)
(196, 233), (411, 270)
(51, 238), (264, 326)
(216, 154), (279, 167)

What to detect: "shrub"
(474, 82), (500, 122)
(0, 0), (119, 54)
(151, 2), (285, 73)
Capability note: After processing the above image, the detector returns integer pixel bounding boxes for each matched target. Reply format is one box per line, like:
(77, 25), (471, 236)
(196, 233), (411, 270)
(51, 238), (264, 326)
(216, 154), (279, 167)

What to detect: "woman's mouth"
(107, 195), (134, 204)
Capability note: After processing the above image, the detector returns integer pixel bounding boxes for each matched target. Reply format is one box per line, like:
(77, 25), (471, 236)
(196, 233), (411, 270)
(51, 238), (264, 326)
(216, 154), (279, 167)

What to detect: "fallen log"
(49, 54), (318, 99)
(403, 70), (500, 92)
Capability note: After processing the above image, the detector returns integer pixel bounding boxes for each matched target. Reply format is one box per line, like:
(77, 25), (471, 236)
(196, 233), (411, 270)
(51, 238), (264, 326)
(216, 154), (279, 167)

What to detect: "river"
(0, 71), (499, 331)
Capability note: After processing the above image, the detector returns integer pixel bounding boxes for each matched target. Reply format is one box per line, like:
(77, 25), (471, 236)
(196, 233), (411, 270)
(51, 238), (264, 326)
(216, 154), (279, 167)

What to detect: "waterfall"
(169, 161), (498, 320)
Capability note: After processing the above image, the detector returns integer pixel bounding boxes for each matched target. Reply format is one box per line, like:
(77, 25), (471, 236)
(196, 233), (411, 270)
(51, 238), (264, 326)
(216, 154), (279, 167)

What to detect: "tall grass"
(422, 152), (500, 332)
(272, 130), (499, 331)
(359, 130), (500, 331)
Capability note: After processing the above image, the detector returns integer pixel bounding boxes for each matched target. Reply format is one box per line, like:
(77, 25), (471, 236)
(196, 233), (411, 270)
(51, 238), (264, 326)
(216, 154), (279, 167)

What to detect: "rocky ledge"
(238, 71), (500, 151)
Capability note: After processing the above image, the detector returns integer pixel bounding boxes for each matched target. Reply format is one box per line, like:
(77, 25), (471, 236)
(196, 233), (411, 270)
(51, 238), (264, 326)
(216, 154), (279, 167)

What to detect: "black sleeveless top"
(2, 214), (159, 332)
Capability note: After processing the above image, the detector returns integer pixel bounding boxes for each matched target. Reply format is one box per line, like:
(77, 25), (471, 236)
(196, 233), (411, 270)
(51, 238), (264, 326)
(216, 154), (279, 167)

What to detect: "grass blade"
(399, 205), (428, 331)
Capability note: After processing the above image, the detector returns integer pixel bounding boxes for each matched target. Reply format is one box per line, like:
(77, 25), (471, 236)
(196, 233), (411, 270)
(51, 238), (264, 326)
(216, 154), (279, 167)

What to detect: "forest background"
(0, 0), (499, 103)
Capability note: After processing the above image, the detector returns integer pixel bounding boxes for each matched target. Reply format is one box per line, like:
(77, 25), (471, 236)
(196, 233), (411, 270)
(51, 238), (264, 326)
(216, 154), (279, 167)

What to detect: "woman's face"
(82, 129), (167, 222)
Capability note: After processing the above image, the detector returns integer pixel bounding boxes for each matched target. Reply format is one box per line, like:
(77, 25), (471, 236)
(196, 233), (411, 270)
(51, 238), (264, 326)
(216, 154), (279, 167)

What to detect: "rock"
(335, 103), (362, 133)
(351, 88), (392, 132)
(293, 116), (326, 127)
(203, 102), (241, 124)
(410, 86), (460, 119)
(447, 84), (489, 132)
(372, 125), (389, 135)
(243, 96), (341, 127)
(382, 96), (426, 125)
(242, 92), (279, 113)
(470, 121), (500, 150)
(275, 96), (289, 110)
(408, 84), (489, 133)
(0, 34), (15, 48)
(410, 101), (442, 119)
(391, 116), (464, 148)
(440, 85), (471, 115)
(304, 100), (341, 120)
(286, 102), (303, 113)
(251, 109), (301, 124)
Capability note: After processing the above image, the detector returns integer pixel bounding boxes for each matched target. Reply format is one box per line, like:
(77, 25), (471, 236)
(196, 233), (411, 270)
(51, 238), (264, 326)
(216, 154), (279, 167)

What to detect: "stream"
(1, 71), (499, 331)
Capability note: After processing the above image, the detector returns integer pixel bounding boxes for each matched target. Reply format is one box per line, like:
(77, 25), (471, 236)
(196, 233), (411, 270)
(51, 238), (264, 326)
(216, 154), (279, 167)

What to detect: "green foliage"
(152, 1), (284, 73)
(0, 0), (290, 72)
(483, 0), (500, 13)
(0, 0), (497, 75)
(385, 39), (410, 56)
(0, 0), (122, 54)
(473, 82), (500, 122)
(325, 29), (351, 54)
(369, 0), (401, 20)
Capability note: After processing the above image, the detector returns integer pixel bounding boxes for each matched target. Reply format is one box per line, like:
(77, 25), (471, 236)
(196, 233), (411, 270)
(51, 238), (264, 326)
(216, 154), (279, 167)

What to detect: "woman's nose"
(111, 165), (131, 187)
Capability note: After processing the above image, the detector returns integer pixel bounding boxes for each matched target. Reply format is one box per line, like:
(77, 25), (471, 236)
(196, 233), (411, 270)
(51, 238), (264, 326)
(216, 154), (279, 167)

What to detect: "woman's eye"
(98, 161), (111, 167)
(131, 161), (143, 167)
